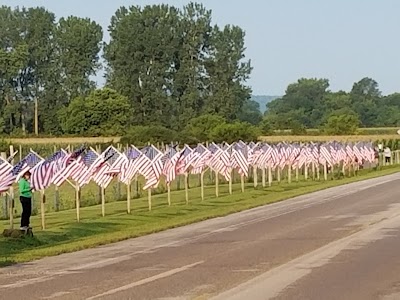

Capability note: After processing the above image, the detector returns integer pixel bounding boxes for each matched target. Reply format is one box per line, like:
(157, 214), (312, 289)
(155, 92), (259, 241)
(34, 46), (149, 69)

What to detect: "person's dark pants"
(385, 157), (391, 163)
(20, 196), (31, 228)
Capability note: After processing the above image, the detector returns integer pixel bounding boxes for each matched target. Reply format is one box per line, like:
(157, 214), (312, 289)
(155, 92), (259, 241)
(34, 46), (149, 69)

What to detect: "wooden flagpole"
(185, 173), (189, 204)
(126, 181), (131, 214)
(148, 189), (152, 211)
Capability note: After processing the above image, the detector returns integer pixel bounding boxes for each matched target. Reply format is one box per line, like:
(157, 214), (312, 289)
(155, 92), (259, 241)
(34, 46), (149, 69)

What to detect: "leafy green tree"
(237, 99), (263, 125)
(105, 5), (179, 127)
(169, 3), (212, 129)
(323, 113), (360, 135)
(121, 125), (179, 146)
(210, 121), (260, 144)
(56, 16), (103, 101)
(204, 25), (252, 121)
(265, 78), (330, 128)
(184, 114), (227, 142)
(58, 88), (130, 135)
(349, 77), (381, 127)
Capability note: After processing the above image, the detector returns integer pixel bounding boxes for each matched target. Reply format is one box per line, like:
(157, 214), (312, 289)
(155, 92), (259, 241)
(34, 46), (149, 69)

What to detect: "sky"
(2, 0), (400, 96)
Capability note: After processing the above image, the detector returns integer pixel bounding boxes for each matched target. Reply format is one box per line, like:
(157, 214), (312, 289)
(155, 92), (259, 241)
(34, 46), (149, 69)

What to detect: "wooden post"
(312, 162), (315, 180)
(241, 175), (245, 192)
(167, 183), (171, 206)
(19, 144), (22, 161)
(101, 187), (105, 217)
(185, 173), (189, 204)
(262, 167), (266, 187)
(304, 164), (308, 180)
(40, 190), (45, 230)
(9, 145), (15, 229)
(134, 174), (139, 198)
(295, 166), (299, 182)
(288, 164), (292, 184)
(229, 171), (233, 195)
(148, 189), (152, 211)
(215, 171), (219, 197)
(53, 145), (60, 212)
(200, 171), (205, 201)
(268, 165), (272, 187)
(324, 163), (328, 181)
(126, 182), (131, 214)
(277, 167), (281, 183)
(75, 184), (81, 222)
(253, 166), (258, 188)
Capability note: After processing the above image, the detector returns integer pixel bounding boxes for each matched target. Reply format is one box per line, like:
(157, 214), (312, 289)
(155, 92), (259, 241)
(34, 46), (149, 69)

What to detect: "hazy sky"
(2, 0), (400, 96)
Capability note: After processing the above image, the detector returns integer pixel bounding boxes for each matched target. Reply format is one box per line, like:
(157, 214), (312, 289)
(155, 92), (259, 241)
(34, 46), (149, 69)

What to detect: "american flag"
(139, 145), (163, 190)
(176, 145), (198, 175)
(52, 146), (87, 186)
(92, 146), (124, 188)
(0, 157), (13, 193)
(119, 146), (143, 184)
(31, 150), (66, 191)
(232, 142), (248, 177)
(0, 152), (42, 193)
(0, 156), (12, 181)
(190, 144), (210, 174)
(69, 149), (101, 187)
(162, 145), (180, 184)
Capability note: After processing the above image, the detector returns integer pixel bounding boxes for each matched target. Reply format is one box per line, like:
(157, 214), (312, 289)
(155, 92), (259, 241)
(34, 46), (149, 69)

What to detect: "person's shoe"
(20, 226), (28, 230)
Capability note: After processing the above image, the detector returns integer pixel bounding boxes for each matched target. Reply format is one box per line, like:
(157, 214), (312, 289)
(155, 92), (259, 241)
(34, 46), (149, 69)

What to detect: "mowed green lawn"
(1, 165), (399, 267)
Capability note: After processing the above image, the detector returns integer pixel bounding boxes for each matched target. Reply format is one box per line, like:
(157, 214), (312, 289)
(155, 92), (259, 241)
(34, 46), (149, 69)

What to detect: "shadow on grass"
(0, 222), (119, 265)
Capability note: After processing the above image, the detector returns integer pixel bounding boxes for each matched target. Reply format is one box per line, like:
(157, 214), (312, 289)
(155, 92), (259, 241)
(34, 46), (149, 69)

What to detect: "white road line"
(85, 261), (204, 300)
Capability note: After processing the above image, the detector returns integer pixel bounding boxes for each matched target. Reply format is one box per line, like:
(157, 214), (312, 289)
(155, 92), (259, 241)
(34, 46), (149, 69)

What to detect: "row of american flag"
(0, 141), (376, 194)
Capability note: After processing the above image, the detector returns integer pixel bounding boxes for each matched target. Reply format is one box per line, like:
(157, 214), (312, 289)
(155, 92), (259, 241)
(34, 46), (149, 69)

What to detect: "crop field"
(260, 134), (400, 143)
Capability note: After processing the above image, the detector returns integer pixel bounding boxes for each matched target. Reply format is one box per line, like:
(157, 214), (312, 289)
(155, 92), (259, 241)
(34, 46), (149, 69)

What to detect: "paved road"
(1, 174), (400, 300)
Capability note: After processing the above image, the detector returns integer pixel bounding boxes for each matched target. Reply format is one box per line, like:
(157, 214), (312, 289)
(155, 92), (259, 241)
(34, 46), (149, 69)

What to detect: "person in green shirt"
(18, 171), (33, 230)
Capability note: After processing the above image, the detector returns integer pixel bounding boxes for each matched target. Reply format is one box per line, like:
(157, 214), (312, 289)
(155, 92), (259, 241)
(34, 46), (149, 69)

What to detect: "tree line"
(262, 77), (400, 135)
(0, 3), (252, 138)
(1, 4), (398, 142)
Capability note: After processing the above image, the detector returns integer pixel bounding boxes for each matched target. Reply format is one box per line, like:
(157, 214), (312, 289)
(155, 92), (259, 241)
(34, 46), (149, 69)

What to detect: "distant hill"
(251, 95), (280, 113)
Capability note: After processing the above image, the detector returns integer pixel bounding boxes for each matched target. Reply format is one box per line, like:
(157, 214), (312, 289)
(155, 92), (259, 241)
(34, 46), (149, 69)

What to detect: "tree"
(350, 77), (381, 127)
(265, 78), (330, 129)
(204, 25), (252, 121)
(237, 99), (263, 125)
(105, 5), (180, 127)
(184, 114), (227, 142)
(169, 3), (212, 129)
(19, 7), (57, 135)
(104, 4), (252, 130)
(56, 16), (103, 101)
(323, 113), (360, 135)
(210, 121), (260, 144)
(58, 88), (130, 135)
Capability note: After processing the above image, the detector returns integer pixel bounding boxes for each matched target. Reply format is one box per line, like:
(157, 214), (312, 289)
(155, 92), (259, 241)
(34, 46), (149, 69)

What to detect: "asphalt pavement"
(1, 173), (400, 300)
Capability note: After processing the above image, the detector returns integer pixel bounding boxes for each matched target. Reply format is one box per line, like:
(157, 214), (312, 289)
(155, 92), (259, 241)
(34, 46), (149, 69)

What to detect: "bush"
(323, 114), (360, 135)
(210, 121), (260, 144)
(259, 118), (274, 135)
(121, 126), (180, 146)
(291, 124), (307, 135)
(184, 114), (227, 142)
(0, 138), (10, 153)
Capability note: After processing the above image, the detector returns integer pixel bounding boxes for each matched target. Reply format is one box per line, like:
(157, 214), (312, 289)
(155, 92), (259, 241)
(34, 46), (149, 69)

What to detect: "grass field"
(1, 164), (399, 267)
